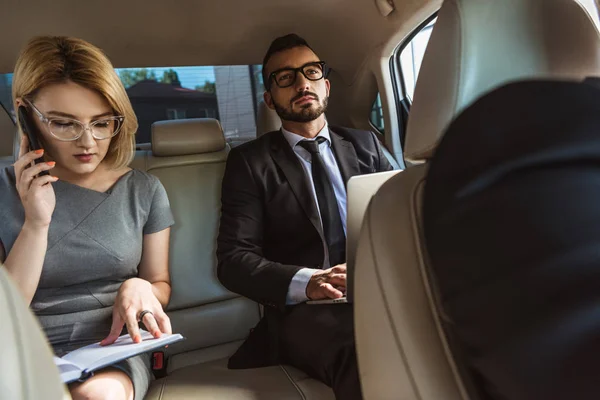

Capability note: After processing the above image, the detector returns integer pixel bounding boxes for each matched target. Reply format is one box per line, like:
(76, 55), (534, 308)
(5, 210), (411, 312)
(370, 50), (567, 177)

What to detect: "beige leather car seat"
(354, 0), (600, 399)
(0, 266), (70, 400)
(130, 119), (333, 399)
(256, 100), (281, 137)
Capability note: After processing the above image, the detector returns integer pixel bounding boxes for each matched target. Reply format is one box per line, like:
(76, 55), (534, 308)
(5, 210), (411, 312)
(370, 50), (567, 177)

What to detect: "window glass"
(250, 65), (265, 107)
(0, 65), (265, 148)
(576, 0), (600, 29)
(0, 73), (14, 122)
(370, 93), (385, 133)
(117, 65), (259, 146)
(399, 18), (436, 100)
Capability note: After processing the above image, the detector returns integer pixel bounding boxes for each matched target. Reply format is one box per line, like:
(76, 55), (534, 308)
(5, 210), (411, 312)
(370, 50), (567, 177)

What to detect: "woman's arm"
(138, 227), (171, 307)
(3, 222), (50, 303)
(3, 137), (58, 304)
(101, 227), (172, 345)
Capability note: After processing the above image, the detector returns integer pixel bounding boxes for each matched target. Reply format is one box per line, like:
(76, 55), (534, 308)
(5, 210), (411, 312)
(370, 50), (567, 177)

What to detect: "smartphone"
(18, 106), (49, 175)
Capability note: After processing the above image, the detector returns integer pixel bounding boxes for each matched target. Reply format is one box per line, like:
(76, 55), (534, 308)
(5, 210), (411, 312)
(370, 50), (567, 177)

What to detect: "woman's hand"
(14, 136), (58, 228)
(101, 278), (172, 345)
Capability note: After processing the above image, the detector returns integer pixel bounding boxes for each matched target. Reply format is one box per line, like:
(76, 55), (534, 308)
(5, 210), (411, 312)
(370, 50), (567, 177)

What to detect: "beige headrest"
(256, 100), (281, 137)
(151, 118), (226, 157)
(405, 0), (600, 161)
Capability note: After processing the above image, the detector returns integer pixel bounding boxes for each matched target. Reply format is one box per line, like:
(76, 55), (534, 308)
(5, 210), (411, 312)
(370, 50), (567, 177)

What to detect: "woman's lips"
(74, 154), (94, 163)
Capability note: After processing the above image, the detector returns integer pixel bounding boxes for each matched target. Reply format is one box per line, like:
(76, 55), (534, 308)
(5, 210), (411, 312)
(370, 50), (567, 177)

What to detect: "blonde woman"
(0, 36), (174, 400)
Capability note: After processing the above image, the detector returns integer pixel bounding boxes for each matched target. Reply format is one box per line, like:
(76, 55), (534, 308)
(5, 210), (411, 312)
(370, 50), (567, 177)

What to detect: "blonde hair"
(12, 36), (137, 169)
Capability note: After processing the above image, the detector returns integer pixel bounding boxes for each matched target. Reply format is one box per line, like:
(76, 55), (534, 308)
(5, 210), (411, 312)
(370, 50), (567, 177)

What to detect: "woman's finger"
(17, 161), (54, 195)
(14, 149), (44, 183)
(154, 312), (172, 335)
(142, 312), (162, 338)
(101, 312), (125, 346)
(30, 174), (59, 189)
(20, 161), (55, 183)
(125, 309), (142, 343)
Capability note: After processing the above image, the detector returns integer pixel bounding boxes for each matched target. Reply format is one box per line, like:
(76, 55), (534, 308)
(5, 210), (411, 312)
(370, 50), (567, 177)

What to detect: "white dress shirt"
(281, 123), (347, 304)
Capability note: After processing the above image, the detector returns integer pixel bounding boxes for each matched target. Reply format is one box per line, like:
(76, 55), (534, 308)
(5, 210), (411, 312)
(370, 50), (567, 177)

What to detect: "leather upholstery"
(0, 266), (70, 400)
(137, 119), (334, 398)
(1, 117), (332, 399)
(146, 359), (334, 400)
(405, 0), (600, 162)
(152, 119), (226, 156)
(255, 100), (281, 137)
(355, 166), (468, 400)
(355, 0), (600, 399)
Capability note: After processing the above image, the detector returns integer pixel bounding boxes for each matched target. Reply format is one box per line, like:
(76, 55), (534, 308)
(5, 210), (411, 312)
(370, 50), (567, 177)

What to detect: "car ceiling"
(0, 0), (436, 84)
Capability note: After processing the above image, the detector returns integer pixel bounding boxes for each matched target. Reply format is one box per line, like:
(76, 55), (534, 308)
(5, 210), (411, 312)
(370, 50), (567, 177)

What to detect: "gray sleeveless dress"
(0, 166), (174, 399)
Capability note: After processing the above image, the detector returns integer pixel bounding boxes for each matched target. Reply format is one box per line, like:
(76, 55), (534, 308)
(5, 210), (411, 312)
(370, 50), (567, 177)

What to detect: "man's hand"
(306, 264), (347, 300)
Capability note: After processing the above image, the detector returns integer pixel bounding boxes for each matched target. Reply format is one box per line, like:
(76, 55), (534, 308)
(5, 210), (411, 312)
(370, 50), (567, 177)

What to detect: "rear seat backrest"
(132, 119), (261, 371)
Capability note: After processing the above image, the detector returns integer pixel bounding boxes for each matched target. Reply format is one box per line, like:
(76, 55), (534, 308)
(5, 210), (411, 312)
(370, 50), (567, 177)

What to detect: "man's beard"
(273, 91), (329, 123)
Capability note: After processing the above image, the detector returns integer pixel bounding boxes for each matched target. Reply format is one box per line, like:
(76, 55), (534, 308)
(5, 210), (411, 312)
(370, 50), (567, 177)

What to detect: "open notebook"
(53, 330), (184, 383)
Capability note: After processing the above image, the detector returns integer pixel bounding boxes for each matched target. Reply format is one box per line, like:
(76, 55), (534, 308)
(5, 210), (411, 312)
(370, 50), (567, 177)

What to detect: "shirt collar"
(281, 122), (331, 150)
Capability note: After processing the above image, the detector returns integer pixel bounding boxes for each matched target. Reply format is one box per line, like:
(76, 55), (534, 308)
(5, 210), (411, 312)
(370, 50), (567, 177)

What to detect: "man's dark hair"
(262, 33), (314, 89)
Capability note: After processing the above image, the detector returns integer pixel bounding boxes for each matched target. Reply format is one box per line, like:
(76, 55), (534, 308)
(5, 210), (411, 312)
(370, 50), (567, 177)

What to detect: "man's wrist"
(286, 268), (319, 304)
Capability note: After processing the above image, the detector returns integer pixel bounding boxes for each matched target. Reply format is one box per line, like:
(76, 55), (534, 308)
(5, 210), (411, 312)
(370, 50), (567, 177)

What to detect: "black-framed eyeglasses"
(25, 99), (125, 142)
(266, 61), (330, 90)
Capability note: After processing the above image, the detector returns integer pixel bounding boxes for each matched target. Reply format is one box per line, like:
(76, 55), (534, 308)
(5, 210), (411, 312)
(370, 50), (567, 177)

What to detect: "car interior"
(1, 0), (600, 399)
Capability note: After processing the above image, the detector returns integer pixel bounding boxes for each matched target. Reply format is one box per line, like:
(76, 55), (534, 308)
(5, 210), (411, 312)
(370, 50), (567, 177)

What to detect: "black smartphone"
(18, 105), (49, 175)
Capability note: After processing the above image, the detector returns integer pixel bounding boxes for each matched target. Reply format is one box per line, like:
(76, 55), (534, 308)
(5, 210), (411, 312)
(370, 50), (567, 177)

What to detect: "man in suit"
(217, 33), (393, 399)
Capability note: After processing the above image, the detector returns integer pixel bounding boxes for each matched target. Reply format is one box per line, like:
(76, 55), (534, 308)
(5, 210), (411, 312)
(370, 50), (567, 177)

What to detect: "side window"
(166, 109), (187, 120)
(391, 16), (436, 149)
(370, 93), (385, 134)
(398, 17), (436, 101)
(116, 65), (265, 147)
(0, 73), (14, 121)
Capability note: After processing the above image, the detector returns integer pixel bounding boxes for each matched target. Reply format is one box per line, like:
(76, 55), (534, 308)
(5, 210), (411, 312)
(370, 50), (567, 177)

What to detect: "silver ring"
(138, 310), (154, 322)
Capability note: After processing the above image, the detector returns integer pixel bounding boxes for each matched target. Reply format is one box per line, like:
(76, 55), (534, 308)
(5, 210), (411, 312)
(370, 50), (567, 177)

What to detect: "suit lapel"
(270, 131), (323, 236)
(330, 129), (360, 186)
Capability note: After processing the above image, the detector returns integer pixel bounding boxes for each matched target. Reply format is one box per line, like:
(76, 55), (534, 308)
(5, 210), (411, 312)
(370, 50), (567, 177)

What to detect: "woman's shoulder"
(128, 168), (162, 186)
(121, 168), (165, 196)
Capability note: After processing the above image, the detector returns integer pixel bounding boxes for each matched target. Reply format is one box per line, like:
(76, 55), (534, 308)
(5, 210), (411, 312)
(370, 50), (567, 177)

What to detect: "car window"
(370, 93), (385, 134)
(398, 17), (436, 101)
(117, 65), (263, 147)
(0, 65), (265, 148)
(388, 15), (436, 150)
(0, 73), (13, 123)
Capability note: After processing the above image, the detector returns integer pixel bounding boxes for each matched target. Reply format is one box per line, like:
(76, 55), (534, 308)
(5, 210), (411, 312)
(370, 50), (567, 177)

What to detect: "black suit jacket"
(217, 126), (393, 367)
(423, 79), (600, 400)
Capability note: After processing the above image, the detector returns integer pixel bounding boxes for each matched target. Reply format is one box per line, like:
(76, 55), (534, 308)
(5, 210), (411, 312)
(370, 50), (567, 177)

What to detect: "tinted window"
(0, 65), (265, 148)
(399, 18), (436, 100)
(370, 93), (385, 133)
